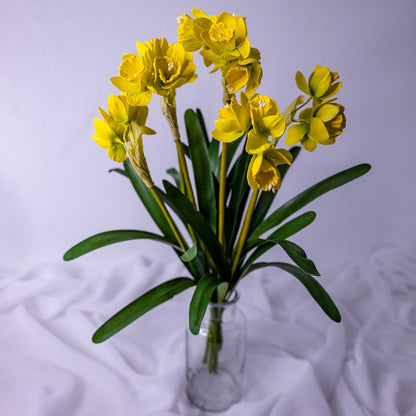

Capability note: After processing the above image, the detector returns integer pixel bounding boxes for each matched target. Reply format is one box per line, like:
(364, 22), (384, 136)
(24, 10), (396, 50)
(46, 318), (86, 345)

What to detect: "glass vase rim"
(208, 290), (240, 307)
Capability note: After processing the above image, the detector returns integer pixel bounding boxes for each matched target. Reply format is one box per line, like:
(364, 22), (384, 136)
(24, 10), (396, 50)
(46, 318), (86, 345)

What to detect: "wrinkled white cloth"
(1, 247), (415, 415)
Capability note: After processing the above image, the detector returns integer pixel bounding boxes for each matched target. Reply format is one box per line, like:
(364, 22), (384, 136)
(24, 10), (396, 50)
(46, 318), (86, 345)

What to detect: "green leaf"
(196, 108), (210, 148)
(166, 167), (181, 188)
(63, 230), (180, 261)
(185, 109), (216, 230)
(245, 211), (316, 252)
(249, 146), (301, 235)
(240, 237), (319, 276)
(189, 275), (221, 335)
(226, 151), (251, 253)
(92, 277), (195, 343)
(268, 211), (316, 240)
(181, 244), (198, 262)
(124, 159), (178, 244)
(109, 168), (128, 177)
(246, 262), (341, 322)
(163, 181), (230, 279)
(208, 138), (220, 175)
(277, 240), (319, 276)
(250, 163), (371, 239)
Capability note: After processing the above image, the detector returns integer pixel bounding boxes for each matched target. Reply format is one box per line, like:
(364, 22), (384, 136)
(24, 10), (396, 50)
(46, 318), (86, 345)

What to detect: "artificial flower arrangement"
(64, 8), (370, 384)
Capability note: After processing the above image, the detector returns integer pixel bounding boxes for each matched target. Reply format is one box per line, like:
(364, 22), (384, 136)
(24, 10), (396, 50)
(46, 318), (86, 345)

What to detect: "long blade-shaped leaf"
(247, 262), (341, 322)
(63, 230), (180, 261)
(249, 146), (301, 235)
(124, 159), (177, 243)
(250, 163), (371, 239)
(208, 138), (220, 175)
(226, 151), (251, 252)
(268, 211), (316, 240)
(92, 277), (195, 343)
(163, 181), (230, 279)
(185, 109), (216, 230)
(189, 275), (221, 335)
(196, 108), (209, 147)
(241, 237), (319, 276)
(245, 211), (316, 249)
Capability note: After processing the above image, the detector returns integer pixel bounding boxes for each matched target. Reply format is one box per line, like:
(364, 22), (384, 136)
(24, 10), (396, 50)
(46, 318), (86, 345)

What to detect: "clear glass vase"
(186, 292), (246, 412)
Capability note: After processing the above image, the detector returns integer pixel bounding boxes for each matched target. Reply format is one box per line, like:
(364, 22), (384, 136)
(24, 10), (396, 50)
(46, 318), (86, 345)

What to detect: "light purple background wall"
(1, 0), (415, 277)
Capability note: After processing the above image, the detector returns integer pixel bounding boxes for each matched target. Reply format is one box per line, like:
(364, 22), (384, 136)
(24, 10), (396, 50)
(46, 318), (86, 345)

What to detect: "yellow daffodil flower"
(295, 65), (342, 103)
(201, 12), (250, 62)
(285, 103), (346, 151)
(93, 118), (127, 163)
(247, 145), (293, 191)
(93, 95), (156, 162)
(141, 38), (197, 97)
(178, 10), (250, 69)
(177, 9), (217, 52)
(223, 48), (262, 96)
(245, 94), (286, 154)
(212, 92), (251, 142)
(110, 53), (153, 106)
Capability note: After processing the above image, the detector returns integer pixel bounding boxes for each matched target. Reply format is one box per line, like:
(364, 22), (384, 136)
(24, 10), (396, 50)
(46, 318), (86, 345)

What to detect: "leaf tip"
(189, 325), (200, 335)
(332, 311), (342, 323)
(63, 251), (72, 261)
(92, 332), (103, 344)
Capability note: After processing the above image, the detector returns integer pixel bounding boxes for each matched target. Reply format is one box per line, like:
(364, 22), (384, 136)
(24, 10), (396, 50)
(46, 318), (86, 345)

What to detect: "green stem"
(231, 189), (259, 277)
(150, 186), (188, 253)
(218, 142), (228, 246)
(175, 140), (196, 206)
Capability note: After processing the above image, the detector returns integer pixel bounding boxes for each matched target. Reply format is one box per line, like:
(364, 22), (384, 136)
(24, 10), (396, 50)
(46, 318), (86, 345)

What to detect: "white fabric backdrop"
(1, 247), (415, 415)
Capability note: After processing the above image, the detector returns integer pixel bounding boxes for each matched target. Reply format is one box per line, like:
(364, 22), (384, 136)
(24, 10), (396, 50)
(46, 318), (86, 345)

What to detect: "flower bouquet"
(64, 8), (370, 411)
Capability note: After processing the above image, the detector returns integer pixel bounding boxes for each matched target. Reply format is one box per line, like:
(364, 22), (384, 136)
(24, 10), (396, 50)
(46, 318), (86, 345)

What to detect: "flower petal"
(301, 136), (317, 152)
(309, 66), (331, 98)
(108, 142), (127, 162)
(295, 71), (310, 95)
(246, 130), (271, 154)
(309, 117), (329, 143)
(110, 76), (141, 93)
(108, 95), (128, 123)
(315, 104), (339, 122)
(285, 124), (307, 145)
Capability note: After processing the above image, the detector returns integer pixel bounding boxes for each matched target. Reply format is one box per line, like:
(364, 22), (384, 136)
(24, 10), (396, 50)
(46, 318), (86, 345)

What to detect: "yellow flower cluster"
(93, 36), (198, 184)
(111, 37), (197, 106)
(212, 92), (292, 192)
(92, 8), (347, 194)
(93, 94), (156, 185)
(177, 9), (262, 96)
(285, 65), (346, 151)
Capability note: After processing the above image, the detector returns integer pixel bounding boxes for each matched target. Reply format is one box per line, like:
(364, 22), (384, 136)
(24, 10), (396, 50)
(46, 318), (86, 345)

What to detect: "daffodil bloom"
(140, 38), (197, 97)
(176, 10), (216, 52)
(245, 94), (285, 154)
(93, 118), (127, 163)
(110, 53), (153, 106)
(247, 145), (293, 191)
(93, 95), (156, 163)
(285, 103), (346, 151)
(223, 48), (262, 96)
(296, 65), (342, 103)
(212, 92), (251, 142)
(98, 95), (156, 135)
(178, 10), (250, 69)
